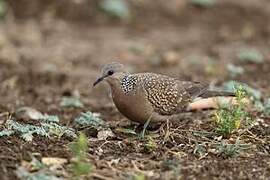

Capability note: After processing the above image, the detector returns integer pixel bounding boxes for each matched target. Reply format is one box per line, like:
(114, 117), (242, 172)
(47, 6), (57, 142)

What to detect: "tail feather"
(199, 90), (235, 98)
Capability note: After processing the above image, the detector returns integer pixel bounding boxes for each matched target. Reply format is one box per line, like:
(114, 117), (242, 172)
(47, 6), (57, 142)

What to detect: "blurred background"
(0, 0), (269, 111)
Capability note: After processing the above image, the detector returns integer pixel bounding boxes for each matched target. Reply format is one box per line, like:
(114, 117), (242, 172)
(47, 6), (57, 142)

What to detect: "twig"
(0, 112), (9, 117)
(91, 173), (115, 180)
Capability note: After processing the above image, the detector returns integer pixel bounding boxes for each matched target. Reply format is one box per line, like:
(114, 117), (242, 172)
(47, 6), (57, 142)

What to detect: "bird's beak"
(93, 77), (104, 87)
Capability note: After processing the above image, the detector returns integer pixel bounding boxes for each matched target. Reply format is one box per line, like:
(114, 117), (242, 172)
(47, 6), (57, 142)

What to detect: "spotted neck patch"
(121, 75), (138, 94)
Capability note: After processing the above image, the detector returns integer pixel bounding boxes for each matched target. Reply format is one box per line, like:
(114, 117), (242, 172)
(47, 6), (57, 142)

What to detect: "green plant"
(214, 86), (251, 138)
(222, 81), (261, 100)
(115, 128), (137, 135)
(99, 0), (131, 21)
(15, 157), (60, 180)
(214, 139), (251, 158)
(131, 173), (145, 180)
(0, 0), (6, 18)
(70, 133), (92, 178)
(189, 0), (216, 7)
(60, 97), (84, 108)
(75, 111), (104, 127)
(226, 63), (244, 77)
(222, 80), (270, 114)
(237, 48), (264, 64)
(0, 116), (76, 141)
(143, 136), (157, 153)
(263, 98), (270, 116)
(193, 143), (207, 158)
(0, 129), (14, 137)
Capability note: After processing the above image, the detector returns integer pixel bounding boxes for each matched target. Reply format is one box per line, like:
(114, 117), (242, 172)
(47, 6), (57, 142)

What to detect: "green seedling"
(222, 80), (270, 114)
(143, 136), (157, 153)
(70, 133), (93, 179)
(214, 86), (252, 138)
(193, 143), (207, 158)
(129, 173), (145, 180)
(223, 81), (261, 100)
(192, 131), (214, 138)
(263, 98), (270, 116)
(237, 48), (264, 64)
(40, 115), (59, 123)
(16, 167), (61, 180)
(75, 111), (104, 127)
(15, 157), (60, 180)
(214, 139), (251, 158)
(189, 0), (216, 7)
(60, 97), (84, 108)
(29, 157), (46, 171)
(0, 129), (14, 137)
(115, 128), (137, 135)
(0, 117), (76, 141)
(99, 0), (131, 21)
(0, 0), (6, 17)
(226, 63), (244, 77)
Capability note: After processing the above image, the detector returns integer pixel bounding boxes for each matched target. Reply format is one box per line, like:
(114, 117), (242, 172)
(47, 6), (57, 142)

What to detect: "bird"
(93, 62), (235, 124)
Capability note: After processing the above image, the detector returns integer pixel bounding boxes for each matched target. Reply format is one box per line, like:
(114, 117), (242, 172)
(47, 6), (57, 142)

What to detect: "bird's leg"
(140, 113), (153, 139)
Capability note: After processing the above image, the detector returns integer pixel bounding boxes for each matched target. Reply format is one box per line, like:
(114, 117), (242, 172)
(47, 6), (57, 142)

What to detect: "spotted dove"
(93, 62), (234, 124)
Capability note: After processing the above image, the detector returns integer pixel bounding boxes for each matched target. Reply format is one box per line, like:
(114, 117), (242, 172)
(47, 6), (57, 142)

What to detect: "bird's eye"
(107, 70), (114, 75)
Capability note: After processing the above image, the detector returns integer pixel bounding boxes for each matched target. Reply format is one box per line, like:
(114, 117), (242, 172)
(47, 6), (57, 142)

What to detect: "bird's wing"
(140, 73), (200, 115)
(178, 81), (209, 99)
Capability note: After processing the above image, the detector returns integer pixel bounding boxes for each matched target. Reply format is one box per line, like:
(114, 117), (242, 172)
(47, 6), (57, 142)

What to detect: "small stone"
(41, 157), (68, 166)
(97, 129), (115, 140)
(15, 107), (44, 121)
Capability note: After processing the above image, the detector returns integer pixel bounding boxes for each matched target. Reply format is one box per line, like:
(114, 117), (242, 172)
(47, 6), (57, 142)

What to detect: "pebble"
(15, 107), (43, 121)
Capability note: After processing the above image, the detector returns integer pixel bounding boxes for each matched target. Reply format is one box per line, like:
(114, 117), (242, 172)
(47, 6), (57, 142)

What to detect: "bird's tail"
(199, 90), (235, 98)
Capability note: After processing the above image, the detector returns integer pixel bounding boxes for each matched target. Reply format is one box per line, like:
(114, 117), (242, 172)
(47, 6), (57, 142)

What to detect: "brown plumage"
(93, 62), (235, 124)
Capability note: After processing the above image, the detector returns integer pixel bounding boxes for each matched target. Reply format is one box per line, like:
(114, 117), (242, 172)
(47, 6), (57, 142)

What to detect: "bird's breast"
(111, 89), (152, 124)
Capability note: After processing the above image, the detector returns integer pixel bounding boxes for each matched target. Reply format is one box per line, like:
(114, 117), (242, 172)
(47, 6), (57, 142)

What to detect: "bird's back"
(136, 73), (208, 115)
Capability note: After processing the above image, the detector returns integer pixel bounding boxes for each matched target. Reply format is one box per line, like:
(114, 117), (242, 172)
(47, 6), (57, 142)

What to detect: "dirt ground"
(0, 0), (270, 179)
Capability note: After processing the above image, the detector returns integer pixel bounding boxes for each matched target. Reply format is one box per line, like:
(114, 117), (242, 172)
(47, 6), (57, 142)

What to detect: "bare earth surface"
(0, 0), (270, 179)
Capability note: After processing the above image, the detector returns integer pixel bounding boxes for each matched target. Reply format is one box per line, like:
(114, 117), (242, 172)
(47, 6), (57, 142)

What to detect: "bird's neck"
(120, 74), (138, 94)
(106, 73), (138, 95)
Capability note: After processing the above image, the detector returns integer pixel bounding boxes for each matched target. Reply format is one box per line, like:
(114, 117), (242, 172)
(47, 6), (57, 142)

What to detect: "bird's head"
(93, 62), (127, 87)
